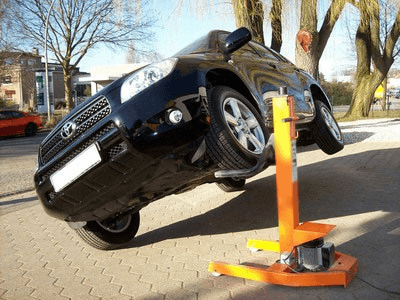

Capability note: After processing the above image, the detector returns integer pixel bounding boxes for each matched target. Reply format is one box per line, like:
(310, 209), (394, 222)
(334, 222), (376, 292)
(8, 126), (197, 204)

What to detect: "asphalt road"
(333, 97), (400, 113)
(0, 131), (48, 196)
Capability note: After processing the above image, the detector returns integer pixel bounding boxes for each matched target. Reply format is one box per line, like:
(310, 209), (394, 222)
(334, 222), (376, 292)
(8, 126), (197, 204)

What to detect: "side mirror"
(224, 27), (252, 54)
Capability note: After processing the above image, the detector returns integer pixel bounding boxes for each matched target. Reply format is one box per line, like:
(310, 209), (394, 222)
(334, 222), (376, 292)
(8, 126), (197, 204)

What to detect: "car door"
(0, 112), (9, 135)
(248, 42), (313, 118)
(0, 111), (18, 135)
(12, 111), (28, 133)
(223, 40), (287, 116)
(0, 111), (25, 135)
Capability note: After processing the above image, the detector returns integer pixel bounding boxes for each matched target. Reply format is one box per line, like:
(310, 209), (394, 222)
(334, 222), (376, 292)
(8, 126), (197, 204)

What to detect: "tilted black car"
(34, 28), (343, 250)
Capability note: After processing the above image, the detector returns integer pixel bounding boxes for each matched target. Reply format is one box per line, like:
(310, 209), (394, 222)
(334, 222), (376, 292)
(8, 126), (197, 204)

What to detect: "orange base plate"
(209, 252), (357, 287)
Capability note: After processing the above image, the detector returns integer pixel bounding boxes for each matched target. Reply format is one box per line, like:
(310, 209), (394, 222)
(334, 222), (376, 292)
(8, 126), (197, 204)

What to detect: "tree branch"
(383, 8), (400, 66)
(317, 0), (347, 59)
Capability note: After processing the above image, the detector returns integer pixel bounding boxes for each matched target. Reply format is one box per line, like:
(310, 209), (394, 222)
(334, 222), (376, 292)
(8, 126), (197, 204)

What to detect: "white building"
(79, 64), (146, 96)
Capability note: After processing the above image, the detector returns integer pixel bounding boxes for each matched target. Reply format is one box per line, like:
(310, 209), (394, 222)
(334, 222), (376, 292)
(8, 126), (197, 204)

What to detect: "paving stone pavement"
(1, 125), (400, 299)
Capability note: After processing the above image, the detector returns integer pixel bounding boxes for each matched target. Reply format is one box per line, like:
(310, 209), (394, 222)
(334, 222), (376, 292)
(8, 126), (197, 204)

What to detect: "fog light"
(167, 109), (183, 124)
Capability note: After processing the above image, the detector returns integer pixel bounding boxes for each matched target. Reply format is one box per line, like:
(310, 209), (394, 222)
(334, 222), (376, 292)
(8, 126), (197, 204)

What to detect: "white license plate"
(50, 143), (101, 193)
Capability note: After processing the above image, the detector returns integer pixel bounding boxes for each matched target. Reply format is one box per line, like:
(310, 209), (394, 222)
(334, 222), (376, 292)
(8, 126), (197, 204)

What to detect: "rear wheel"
(24, 123), (37, 136)
(313, 100), (344, 155)
(216, 178), (246, 192)
(76, 211), (140, 250)
(206, 86), (269, 170)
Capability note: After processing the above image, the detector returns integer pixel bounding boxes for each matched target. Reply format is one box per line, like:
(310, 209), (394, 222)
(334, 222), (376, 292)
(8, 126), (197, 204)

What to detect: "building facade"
(0, 49), (41, 109)
(1, 49), (90, 111)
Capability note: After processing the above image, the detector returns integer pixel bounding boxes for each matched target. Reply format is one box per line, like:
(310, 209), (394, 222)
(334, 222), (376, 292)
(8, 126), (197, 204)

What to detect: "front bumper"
(35, 88), (212, 222)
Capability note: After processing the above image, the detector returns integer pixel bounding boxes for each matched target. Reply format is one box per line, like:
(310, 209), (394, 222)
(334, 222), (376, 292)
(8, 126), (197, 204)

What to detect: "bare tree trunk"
(381, 77), (387, 111)
(63, 68), (73, 111)
(346, 76), (382, 118)
(270, 0), (282, 52)
(232, 0), (265, 44)
(296, 0), (319, 79)
(345, 0), (400, 119)
(295, 0), (347, 80)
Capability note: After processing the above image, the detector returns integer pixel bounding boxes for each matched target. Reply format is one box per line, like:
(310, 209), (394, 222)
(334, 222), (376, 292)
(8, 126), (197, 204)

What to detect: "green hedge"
(320, 80), (353, 106)
(0, 98), (14, 108)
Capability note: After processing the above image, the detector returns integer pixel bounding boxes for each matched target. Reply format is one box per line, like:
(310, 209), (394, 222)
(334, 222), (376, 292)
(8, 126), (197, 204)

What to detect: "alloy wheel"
(96, 214), (132, 233)
(222, 97), (265, 154)
(321, 106), (342, 141)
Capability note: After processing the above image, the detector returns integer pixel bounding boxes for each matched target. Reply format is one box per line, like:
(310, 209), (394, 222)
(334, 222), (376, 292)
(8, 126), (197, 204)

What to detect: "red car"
(0, 110), (43, 137)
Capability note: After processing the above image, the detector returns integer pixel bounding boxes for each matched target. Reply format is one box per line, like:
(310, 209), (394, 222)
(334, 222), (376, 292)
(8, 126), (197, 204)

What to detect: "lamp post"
(44, 0), (57, 120)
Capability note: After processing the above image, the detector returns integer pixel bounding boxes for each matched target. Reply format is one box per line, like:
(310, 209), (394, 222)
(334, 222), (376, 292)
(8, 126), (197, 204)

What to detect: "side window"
(0, 113), (6, 120)
(249, 42), (279, 61)
(234, 44), (259, 58)
(13, 112), (25, 118)
(2, 111), (14, 120)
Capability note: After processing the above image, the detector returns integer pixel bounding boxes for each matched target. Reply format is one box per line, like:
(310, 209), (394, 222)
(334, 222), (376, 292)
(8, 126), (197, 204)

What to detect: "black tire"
(216, 178), (246, 192)
(313, 100), (344, 155)
(76, 211), (140, 250)
(206, 86), (269, 170)
(24, 123), (37, 136)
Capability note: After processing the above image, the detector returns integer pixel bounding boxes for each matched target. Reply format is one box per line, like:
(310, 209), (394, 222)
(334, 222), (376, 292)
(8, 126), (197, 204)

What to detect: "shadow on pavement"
(0, 196), (37, 206)
(129, 147), (400, 249)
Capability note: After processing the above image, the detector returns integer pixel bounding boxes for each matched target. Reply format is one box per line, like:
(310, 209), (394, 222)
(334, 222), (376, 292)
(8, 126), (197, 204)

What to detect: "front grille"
(40, 96), (111, 164)
(108, 142), (128, 159)
(41, 123), (116, 181)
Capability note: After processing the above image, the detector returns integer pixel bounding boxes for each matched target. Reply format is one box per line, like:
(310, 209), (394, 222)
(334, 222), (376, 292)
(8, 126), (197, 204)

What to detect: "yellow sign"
(374, 84), (384, 99)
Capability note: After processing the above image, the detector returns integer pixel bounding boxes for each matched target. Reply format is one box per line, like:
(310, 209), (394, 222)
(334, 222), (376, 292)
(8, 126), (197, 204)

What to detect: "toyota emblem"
(60, 121), (77, 140)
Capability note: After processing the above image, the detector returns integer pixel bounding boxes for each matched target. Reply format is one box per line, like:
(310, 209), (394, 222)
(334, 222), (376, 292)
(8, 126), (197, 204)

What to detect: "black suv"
(35, 28), (343, 250)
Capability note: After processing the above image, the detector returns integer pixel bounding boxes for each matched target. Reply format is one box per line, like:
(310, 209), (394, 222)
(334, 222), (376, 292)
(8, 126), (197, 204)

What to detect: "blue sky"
(78, 1), (357, 80)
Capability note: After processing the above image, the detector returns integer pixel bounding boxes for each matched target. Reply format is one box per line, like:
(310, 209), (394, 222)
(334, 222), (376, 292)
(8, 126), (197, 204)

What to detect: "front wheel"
(313, 101), (344, 155)
(76, 211), (140, 250)
(206, 86), (269, 170)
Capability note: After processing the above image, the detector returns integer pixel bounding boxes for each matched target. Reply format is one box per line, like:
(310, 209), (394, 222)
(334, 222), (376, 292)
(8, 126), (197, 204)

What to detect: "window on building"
(28, 59), (36, 65)
(2, 76), (12, 84)
(5, 58), (13, 65)
(38, 93), (44, 105)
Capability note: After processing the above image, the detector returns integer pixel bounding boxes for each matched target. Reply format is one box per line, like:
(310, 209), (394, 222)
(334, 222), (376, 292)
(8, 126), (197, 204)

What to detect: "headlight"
(120, 58), (178, 103)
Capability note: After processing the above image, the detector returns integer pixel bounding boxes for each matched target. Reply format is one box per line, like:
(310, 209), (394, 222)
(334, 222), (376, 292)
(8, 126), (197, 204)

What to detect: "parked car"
(0, 109), (43, 137)
(392, 88), (400, 99)
(34, 27), (343, 250)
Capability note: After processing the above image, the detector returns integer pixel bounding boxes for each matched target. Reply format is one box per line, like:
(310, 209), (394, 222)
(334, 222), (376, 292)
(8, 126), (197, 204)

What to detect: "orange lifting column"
(262, 94), (335, 252)
(208, 93), (358, 287)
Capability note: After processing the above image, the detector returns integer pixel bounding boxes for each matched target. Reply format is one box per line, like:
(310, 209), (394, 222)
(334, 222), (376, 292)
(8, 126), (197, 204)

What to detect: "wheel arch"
(26, 121), (37, 127)
(310, 84), (332, 111)
(25, 122), (38, 135)
(205, 68), (262, 115)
